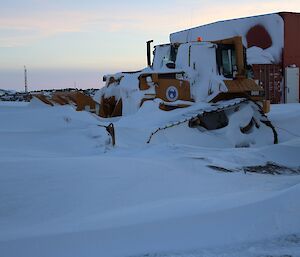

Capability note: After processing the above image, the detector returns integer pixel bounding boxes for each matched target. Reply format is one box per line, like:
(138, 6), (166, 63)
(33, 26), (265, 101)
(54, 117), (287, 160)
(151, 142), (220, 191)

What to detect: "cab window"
(217, 45), (236, 78)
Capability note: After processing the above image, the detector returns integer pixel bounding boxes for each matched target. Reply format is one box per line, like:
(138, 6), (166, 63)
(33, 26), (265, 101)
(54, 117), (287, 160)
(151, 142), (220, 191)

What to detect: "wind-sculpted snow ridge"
(131, 234), (300, 257)
(0, 101), (300, 257)
(0, 100), (111, 158)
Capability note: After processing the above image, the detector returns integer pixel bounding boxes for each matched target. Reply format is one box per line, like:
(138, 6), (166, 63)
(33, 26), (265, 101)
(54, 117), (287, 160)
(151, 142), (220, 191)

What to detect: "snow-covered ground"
(0, 100), (300, 257)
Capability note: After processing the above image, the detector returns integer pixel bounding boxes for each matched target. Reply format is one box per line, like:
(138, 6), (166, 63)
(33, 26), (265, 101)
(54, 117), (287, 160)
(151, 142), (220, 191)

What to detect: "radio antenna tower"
(24, 65), (28, 93)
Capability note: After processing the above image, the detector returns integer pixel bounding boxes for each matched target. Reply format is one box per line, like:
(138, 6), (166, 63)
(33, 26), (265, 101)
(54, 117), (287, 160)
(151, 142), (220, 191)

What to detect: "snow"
(0, 101), (110, 159)
(153, 45), (173, 70)
(102, 41), (230, 114)
(175, 42), (226, 102)
(0, 89), (16, 96)
(170, 13), (284, 65)
(0, 101), (300, 257)
(100, 70), (154, 116)
(247, 46), (276, 65)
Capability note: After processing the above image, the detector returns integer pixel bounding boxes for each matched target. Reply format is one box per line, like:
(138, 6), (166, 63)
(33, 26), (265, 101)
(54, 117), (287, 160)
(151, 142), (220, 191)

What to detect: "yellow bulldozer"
(33, 36), (277, 147)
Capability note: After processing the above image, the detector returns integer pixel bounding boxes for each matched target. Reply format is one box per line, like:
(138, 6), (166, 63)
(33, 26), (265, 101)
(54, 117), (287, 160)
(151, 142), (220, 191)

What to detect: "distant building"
(170, 12), (300, 104)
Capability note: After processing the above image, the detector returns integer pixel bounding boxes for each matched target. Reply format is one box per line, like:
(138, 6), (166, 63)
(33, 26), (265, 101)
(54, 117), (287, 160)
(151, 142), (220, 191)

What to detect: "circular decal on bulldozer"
(166, 86), (178, 101)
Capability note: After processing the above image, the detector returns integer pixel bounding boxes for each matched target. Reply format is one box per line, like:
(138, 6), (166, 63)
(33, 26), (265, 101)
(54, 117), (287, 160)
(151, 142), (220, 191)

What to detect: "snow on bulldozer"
(31, 36), (277, 148)
(98, 36), (277, 148)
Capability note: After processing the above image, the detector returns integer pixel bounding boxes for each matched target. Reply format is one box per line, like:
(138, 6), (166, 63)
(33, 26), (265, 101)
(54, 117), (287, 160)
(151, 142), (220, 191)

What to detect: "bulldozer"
(100, 36), (269, 117)
(33, 36), (277, 147)
(98, 36), (277, 146)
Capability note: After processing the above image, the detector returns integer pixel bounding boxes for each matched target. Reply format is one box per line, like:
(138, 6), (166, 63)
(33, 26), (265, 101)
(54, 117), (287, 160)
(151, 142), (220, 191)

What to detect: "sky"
(0, 0), (299, 91)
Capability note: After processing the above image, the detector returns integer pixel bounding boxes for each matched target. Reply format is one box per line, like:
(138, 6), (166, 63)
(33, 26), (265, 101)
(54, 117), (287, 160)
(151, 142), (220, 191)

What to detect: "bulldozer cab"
(151, 37), (245, 79)
(216, 44), (237, 78)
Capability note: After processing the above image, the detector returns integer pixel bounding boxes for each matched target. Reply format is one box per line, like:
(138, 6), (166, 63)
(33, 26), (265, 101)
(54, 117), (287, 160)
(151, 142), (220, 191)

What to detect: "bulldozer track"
(146, 98), (278, 144)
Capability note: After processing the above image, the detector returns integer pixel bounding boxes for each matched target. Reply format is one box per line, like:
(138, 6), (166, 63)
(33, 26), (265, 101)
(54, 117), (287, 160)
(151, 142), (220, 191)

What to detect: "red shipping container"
(252, 64), (283, 104)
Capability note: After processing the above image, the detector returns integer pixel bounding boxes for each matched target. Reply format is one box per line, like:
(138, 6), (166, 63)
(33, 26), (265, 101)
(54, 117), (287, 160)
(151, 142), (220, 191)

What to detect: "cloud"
(0, 11), (79, 47)
(0, 1), (299, 47)
(0, 7), (171, 47)
(0, 11), (87, 47)
(0, 8), (157, 47)
(171, 0), (300, 32)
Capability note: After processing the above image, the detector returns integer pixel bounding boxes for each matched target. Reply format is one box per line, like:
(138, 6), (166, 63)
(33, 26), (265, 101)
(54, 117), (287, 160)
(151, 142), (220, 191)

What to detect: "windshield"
(152, 44), (178, 69)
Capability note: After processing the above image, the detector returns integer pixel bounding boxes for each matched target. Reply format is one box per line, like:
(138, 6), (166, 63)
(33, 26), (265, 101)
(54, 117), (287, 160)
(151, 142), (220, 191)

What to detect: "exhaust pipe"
(147, 40), (153, 67)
